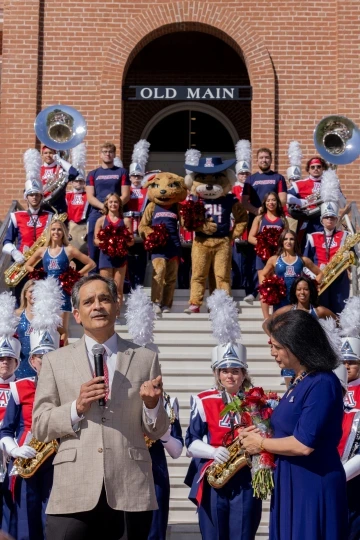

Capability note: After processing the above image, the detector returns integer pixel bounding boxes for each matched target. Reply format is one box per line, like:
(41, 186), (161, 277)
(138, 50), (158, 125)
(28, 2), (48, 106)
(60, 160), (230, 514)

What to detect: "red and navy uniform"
(3, 210), (52, 255)
(41, 163), (78, 214)
(65, 191), (88, 223)
(0, 375), (15, 425)
(304, 230), (349, 313)
(231, 183), (248, 289)
(126, 186), (148, 235)
(255, 214), (284, 271)
(288, 177), (323, 245)
(151, 204), (181, 261)
(86, 166), (130, 269)
(185, 389), (261, 540)
(339, 378), (360, 539)
(126, 186), (148, 288)
(197, 194), (239, 239)
(1, 378), (53, 540)
(148, 399), (183, 540)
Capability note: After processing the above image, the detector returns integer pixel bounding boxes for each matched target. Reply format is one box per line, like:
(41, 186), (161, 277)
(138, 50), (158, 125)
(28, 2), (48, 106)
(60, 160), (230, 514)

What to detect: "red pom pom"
(179, 200), (206, 231)
(97, 224), (132, 258)
(255, 226), (283, 261)
(258, 275), (287, 305)
(59, 267), (82, 295)
(28, 267), (46, 281)
(144, 224), (169, 252)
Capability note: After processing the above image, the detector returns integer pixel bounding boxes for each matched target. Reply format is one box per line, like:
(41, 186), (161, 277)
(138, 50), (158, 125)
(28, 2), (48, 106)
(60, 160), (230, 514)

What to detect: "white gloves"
(187, 439), (230, 464)
(12, 249), (25, 263)
(1, 436), (37, 459)
(344, 454), (360, 481)
(53, 154), (72, 173)
(287, 194), (307, 207)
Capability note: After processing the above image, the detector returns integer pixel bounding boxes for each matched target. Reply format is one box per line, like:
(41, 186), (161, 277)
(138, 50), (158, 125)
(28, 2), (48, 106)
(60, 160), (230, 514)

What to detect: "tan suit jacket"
(32, 335), (169, 514)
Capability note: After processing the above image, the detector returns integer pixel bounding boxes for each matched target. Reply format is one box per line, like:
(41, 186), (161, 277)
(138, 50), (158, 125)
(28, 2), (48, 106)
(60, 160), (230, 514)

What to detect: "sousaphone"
(313, 115), (360, 165)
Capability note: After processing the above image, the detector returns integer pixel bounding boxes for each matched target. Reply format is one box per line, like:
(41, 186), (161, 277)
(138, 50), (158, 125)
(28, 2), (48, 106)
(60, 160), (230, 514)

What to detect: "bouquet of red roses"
(220, 387), (279, 500)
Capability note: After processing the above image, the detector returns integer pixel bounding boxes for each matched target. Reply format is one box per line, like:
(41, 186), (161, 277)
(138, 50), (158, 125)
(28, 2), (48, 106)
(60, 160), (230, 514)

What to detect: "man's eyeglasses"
(310, 165), (322, 170)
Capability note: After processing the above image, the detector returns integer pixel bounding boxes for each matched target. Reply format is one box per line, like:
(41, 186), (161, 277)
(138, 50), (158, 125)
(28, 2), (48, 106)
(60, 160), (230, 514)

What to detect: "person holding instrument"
(32, 275), (169, 540)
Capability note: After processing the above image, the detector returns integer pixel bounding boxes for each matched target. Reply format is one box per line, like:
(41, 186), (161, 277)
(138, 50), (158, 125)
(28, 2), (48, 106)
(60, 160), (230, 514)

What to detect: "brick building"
(0, 0), (359, 218)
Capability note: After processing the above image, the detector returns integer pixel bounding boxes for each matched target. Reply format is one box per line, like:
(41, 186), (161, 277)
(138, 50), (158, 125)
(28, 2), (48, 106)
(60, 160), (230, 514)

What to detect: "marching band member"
(86, 142), (131, 271)
(1, 277), (62, 540)
(185, 290), (261, 540)
(24, 219), (95, 345)
(304, 169), (349, 314)
(15, 280), (36, 379)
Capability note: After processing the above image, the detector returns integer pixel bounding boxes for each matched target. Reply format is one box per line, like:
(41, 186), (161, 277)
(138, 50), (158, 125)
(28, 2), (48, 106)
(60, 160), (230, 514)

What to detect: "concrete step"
(165, 523), (269, 539)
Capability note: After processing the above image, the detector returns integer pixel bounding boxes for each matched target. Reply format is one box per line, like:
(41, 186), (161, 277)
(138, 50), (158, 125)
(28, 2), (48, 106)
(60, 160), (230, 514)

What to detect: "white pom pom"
(71, 143), (87, 170)
(0, 292), (19, 338)
(339, 296), (360, 338)
(288, 141), (302, 166)
(132, 140), (150, 170)
(125, 287), (156, 347)
(319, 317), (342, 359)
(114, 157), (123, 168)
(235, 140), (251, 164)
(206, 290), (241, 345)
(23, 149), (41, 182)
(320, 169), (341, 203)
(31, 277), (63, 332)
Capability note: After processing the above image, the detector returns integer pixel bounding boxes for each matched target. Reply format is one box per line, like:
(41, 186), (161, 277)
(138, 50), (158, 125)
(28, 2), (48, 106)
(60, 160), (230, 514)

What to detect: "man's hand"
(140, 375), (163, 409)
(76, 376), (106, 416)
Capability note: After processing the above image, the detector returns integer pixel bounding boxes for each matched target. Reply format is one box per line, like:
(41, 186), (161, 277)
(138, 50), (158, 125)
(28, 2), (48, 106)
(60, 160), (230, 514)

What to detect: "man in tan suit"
(32, 275), (169, 540)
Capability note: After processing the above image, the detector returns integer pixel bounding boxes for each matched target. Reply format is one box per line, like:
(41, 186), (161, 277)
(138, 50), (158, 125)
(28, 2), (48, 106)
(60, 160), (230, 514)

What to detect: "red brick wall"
(0, 0), (359, 217)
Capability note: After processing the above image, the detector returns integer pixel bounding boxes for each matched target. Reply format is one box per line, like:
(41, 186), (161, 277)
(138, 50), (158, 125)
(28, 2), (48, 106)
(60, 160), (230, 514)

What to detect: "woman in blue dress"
(241, 310), (348, 540)
(15, 279), (36, 378)
(25, 219), (95, 344)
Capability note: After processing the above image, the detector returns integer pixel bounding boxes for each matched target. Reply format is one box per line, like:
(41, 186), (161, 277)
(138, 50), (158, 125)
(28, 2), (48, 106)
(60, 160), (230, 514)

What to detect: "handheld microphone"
(92, 344), (106, 407)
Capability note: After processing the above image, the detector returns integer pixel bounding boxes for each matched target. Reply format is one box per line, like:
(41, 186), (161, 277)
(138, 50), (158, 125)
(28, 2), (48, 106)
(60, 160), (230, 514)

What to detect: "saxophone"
(206, 436), (252, 488)
(12, 437), (59, 478)
(318, 232), (360, 295)
(4, 213), (67, 287)
(145, 392), (175, 449)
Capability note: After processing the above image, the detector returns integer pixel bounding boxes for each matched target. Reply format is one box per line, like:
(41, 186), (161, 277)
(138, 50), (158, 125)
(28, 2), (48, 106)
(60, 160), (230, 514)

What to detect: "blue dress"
(98, 216), (127, 270)
(42, 246), (72, 312)
(16, 311), (36, 379)
(274, 255), (304, 310)
(269, 371), (348, 540)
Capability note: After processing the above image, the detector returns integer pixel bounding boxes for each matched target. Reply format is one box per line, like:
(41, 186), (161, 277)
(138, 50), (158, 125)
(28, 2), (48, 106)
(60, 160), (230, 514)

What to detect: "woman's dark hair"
(289, 275), (319, 307)
(276, 229), (302, 257)
(268, 310), (339, 372)
(260, 191), (286, 222)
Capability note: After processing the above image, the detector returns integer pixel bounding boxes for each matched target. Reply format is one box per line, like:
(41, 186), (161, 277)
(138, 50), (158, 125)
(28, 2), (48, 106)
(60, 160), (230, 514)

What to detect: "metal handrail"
(0, 200), (24, 292)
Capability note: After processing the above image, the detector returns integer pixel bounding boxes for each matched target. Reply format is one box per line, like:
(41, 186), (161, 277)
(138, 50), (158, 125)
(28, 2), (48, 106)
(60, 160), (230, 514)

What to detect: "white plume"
(23, 149), (42, 181)
(206, 290), (241, 345)
(132, 140), (150, 170)
(0, 292), (19, 338)
(288, 141), (302, 166)
(320, 317), (342, 359)
(185, 149), (201, 175)
(71, 143), (87, 170)
(31, 277), (63, 332)
(114, 157), (123, 168)
(235, 140), (251, 164)
(125, 286), (156, 347)
(320, 169), (341, 203)
(339, 296), (360, 337)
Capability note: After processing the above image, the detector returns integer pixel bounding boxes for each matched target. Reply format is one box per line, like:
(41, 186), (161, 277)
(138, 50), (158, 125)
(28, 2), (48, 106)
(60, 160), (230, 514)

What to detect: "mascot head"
(184, 156), (236, 200)
(143, 172), (187, 206)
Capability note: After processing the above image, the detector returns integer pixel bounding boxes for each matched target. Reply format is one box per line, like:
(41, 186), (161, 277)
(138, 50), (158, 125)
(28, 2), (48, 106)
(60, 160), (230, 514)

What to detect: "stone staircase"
(69, 288), (279, 539)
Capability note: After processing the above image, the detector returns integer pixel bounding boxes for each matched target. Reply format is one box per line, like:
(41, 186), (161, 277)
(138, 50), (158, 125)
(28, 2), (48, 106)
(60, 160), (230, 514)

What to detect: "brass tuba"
(206, 436), (252, 488)
(313, 115), (360, 165)
(34, 104), (87, 205)
(12, 437), (59, 478)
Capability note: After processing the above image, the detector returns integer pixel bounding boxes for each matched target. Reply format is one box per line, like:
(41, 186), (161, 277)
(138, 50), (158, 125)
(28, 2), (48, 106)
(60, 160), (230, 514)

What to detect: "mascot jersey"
(304, 230), (348, 269)
(197, 194), (239, 238)
(4, 210), (52, 253)
(86, 167), (130, 217)
(243, 171), (287, 209)
(65, 191), (88, 223)
(151, 203), (181, 260)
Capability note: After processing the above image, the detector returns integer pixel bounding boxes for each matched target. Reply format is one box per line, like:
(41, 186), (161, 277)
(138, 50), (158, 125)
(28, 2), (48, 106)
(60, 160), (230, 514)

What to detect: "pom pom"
(144, 224), (169, 251)
(320, 169), (341, 203)
(23, 149), (41, 182)
(31, 277), (63, 332)
(254, 227), (283, 261)
(339, 296), (360, 338)
(97, 224), (132, 258)
(28, 267), (46, 281)
(132, 140), (150, 170)
(71, 143), (87, 170)
(207, 290), (241, 345)
(288, 141), (302, 166)
(235, 140), (252, 164)
(179, 199), (206, 230)
(259, 276), (287, 305)
(114, 157), (123, 168)
(319, 317), (342, 359)
(125, 286), (156, 347)
(185, 149), (201, 174)
(0, 292), (19, 338)
(59, 267), (81, 295)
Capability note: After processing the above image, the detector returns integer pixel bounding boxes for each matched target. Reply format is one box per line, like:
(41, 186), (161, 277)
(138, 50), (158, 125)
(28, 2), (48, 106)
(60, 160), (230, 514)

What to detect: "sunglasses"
(310, 165), (322, 170)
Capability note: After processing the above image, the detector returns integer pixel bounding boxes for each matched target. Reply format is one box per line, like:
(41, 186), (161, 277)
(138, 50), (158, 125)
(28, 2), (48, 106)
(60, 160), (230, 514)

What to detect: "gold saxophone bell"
(318, 232), (360, 295)
(206, 436), (252, 488)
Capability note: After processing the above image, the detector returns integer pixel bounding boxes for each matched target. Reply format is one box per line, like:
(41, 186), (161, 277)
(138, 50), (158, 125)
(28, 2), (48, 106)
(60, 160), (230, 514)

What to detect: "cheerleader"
(25, 219), (95, 345)
(0, 278), (62, 540)
(185, 290), (262, 540)
(248, 191), (288, 319)
(94, 192), (134, 306)
(15, 280), (36, 379)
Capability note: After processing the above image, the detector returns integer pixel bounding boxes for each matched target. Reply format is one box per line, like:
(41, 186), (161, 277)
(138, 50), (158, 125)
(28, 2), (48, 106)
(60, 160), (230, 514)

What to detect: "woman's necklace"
(288, 371), (310, 391)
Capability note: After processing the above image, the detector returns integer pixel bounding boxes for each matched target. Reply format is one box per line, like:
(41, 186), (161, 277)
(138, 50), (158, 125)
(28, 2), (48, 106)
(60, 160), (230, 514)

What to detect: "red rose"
(260, 407), (273, 420)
